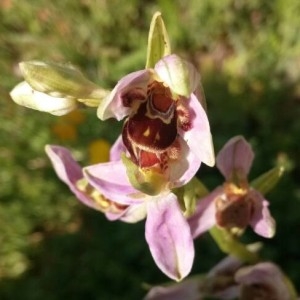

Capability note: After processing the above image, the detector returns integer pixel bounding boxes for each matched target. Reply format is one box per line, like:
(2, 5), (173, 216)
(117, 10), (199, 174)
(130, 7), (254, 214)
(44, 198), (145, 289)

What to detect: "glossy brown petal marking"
(122, 119), (161, 168)
(138, 150), (161, 168)
(121, 88), (146, 107)
(147, 81), (175, 121)
(122, 119), (138, 165)
(127, 101), (177, 152)
(215, 184), (252, 229)
(121, 81), (182, 170)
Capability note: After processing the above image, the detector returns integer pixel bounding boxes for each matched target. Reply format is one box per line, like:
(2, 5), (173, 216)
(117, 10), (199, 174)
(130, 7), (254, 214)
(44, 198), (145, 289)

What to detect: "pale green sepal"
(175, 177), (209, 217)
(145, 11), (171, 69)
(209, 226), (260, 264)
(121, 154), (166, 196)
(251, 166), (284, 195)
(19, 61), (101, 100)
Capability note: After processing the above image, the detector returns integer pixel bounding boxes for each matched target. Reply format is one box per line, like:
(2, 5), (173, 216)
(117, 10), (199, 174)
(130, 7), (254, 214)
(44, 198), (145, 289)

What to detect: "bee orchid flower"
(97, 54), (214, 195)
(188, 136), (276, 239)
(144, 257), (296, 300)
(45, 54), (215, 281)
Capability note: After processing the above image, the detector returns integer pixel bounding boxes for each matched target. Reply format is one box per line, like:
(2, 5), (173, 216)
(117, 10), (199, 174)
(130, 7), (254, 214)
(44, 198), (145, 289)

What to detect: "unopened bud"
(19, 61), (100, 99)
(10, 81), (77, 116)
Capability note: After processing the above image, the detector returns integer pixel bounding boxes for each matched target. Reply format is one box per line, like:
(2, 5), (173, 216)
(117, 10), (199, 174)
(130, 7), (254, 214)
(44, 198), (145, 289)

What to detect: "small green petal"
(175, 177), (209, 217)
(145, 11), (171, 69)
(121, 154), (166, 196)
(251, 166), (285, 195)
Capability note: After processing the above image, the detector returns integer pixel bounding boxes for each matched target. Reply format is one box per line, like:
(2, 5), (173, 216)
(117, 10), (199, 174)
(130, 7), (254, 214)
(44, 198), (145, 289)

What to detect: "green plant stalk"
(210, 226), (260, 264)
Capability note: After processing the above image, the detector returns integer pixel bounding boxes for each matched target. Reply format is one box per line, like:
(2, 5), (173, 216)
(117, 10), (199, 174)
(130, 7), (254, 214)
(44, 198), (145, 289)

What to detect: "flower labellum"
(189, 136), (276, 239)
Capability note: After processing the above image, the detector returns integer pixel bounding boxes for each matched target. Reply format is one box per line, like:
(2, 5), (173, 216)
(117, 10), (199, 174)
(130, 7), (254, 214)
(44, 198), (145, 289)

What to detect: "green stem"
(210, 226), (260, 264)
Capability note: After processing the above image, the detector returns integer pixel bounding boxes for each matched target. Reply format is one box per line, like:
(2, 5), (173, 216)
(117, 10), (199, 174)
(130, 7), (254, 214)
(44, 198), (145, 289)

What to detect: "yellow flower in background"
(51, 110), (85, 141)
(51, 110), (110, 164)
(63, 109), (86, 125)
(88, 139), (111, 164)
(52, 122), (77, 141)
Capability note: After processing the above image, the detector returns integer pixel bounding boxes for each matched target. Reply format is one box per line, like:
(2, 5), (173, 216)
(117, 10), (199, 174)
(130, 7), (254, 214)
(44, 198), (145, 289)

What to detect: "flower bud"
(19, 61), (100, 99)
(10, 81), (77, 116)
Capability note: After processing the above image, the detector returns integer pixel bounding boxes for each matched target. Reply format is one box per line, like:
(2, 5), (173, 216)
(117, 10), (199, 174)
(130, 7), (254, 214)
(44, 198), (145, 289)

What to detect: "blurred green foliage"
(1, 0), (300, 299)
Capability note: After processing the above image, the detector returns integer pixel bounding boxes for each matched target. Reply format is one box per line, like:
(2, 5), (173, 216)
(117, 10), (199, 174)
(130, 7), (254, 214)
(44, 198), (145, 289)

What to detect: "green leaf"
(209, 226), (260, 264)
(19, 61), (102, 100)
(145, 12), (171, 69)
(251, 166), (284, 195)
(121, 154), (166, 196)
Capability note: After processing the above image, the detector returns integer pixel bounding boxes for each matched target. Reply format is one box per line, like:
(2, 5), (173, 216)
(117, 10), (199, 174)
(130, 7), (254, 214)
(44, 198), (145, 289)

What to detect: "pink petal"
(216, 136), (254, 181)
(169, 137), (201, 187)
(97, 69), (151, 121)
(188, 187), (222, 238)
(83, 160), (142, 205)
(207, 255), (243, 278)
(193, 81), (207, 111)
(179, 94), (215, 167)
(145, 193), (194, 281)
(118, 202), (147, 223)
(249, 190), (276, 238)
(45, 145), (99, 209)
(109, 135), (126, 161)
